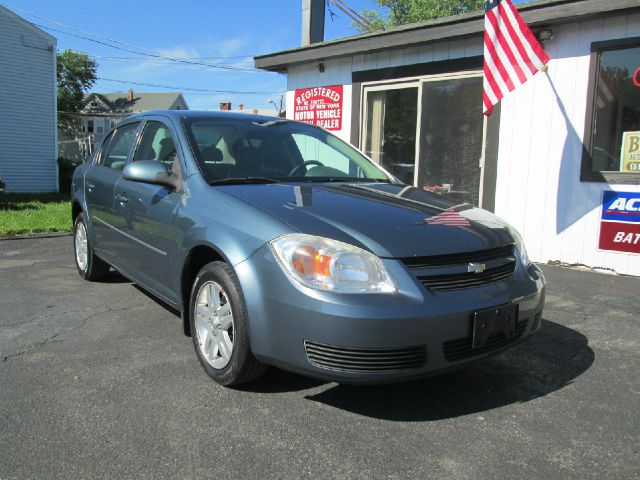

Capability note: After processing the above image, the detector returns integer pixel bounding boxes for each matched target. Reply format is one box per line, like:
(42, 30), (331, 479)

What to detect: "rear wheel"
(190, 261), (267, 386)
(74, 213), (109, 281)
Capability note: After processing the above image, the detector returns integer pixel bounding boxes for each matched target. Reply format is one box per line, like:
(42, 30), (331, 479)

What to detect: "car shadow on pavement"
(239, 369), (326, 393)
(298, 319), (594, 421)
(102, 270), (132, 284)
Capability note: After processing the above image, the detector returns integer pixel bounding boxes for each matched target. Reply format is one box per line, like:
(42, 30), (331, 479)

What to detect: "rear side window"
(94, 131), (115, 165)
(133, 121), (178, 171)
(101, 123), (139, 171)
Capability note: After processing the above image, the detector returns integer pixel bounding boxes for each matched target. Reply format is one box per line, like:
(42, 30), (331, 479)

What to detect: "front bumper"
(236, 244), (546, 384)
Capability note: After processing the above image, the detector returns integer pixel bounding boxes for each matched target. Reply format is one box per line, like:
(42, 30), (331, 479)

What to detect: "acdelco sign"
(599, 191), (640, 254)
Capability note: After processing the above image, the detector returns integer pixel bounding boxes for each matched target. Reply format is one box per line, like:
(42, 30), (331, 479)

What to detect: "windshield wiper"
(251, 119), (290, 127)
(298, 177), (391, 183)
(209, 177), (281, 186)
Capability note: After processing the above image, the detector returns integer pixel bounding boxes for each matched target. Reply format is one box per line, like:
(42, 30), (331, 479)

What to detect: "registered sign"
(293, 85), (343, 131)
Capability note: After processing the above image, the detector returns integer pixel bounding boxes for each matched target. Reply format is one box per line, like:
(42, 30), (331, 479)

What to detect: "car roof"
(128, 109), (284, 124)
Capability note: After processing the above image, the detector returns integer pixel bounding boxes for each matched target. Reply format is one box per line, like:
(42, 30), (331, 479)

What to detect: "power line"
(93, 55), (254, 64)
(95, 55), (254, 61)
(9, 4), (260, 64)
(89, 56), (255, 73)
(6, 4), (261, 73)
(89, 57), (256, 74)
(37, 23), (259, 72)
(329, 0), (377, 32)
(96, 77), (283, 95)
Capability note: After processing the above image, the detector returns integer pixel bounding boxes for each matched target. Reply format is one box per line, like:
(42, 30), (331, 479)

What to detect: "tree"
(353, 0), (485, 31)
(56, 49), (98, 167)
(56, 49), (97, 113)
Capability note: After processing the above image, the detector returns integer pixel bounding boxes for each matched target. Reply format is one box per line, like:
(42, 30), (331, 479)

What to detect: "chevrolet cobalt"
(71, 111), (545, 386)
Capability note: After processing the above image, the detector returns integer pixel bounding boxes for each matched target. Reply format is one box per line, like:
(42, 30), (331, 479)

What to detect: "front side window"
(182, 117), (391, 183)
(101, 123), (139, 171)
(133, 121), (177, 171)
(583, 39), (640, 182)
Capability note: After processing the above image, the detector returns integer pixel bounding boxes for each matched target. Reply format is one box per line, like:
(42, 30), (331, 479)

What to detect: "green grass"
(0, 193), (72, 236)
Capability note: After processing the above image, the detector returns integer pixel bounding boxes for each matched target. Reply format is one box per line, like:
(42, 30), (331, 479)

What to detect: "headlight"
(506, 225), (531, 267)
(269, 234), (396, 294)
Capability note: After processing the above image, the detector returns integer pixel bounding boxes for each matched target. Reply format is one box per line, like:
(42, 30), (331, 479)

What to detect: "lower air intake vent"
(443, 319), (528, 362)
(304, 341), (426, 373)
(531, 311), (542, 332)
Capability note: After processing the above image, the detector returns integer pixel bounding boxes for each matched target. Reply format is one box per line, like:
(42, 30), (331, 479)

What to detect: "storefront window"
(583, 40), (640, 182)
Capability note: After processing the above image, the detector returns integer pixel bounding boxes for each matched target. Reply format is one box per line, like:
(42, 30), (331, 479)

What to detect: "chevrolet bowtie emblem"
(468, 262), (486, 274)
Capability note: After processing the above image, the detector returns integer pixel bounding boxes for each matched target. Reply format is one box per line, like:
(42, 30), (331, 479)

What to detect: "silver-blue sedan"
(71, 110), (545, 386)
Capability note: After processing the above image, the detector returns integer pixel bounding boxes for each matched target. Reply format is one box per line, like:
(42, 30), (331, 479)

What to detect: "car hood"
(218, 183), (515, 258)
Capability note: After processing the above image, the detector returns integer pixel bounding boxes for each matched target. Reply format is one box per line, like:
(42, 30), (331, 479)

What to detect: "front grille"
(402, 245), (514, 268)
(402, 245), (516, 292)
(418, 261), (515, 291)
(304, 341), (426, 373)
(443, 319), (528, 362)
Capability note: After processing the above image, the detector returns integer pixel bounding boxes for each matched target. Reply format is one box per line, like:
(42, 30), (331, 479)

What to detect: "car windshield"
(182, 116), (393, 184)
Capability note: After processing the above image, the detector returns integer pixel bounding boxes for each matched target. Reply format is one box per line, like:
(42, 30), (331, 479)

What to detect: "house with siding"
(60, 90), (188, 161)
(0, 5), (57, 193)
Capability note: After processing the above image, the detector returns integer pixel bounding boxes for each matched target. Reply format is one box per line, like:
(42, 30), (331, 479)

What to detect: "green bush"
(58, 156), (76, 193)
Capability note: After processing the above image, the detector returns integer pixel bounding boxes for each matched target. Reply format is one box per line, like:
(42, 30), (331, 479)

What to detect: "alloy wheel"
(75, 221), (88, 272)
(194, 281), (235, 369)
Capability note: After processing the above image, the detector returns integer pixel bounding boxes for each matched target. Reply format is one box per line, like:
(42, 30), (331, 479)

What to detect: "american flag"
(426, 210), (471, 227)
(483, 0), (550, 115)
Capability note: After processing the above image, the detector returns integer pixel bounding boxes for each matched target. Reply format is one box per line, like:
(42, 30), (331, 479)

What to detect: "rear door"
(85, 122), (140, 259)
(112, 118), (185, 303)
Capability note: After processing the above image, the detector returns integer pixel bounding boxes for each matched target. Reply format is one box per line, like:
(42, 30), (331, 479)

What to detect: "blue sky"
(4, 0), (527, 112)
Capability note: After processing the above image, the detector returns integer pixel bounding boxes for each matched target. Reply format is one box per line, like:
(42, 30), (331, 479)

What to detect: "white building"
(256, 0), (640, 276)
(0, 5), (57, 192)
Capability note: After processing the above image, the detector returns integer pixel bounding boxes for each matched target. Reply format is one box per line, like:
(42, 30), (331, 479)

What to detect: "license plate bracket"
(472, 304), (519, 349)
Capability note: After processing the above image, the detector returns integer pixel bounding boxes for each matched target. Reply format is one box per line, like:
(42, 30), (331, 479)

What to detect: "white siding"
(495, 13), (640, 276)
(0, 8), (57, 193)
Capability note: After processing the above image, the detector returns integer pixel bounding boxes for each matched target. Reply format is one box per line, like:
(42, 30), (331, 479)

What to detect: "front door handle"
(115, 193), (129, 204)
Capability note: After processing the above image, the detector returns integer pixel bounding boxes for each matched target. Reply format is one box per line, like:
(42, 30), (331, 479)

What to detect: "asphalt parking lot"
(0, 236), (638, 480)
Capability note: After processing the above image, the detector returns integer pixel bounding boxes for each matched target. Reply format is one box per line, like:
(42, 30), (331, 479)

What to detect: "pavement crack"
(3, 331), (61, 362)
(77, 304), (141, 330)
(2, 308), (88, 327)
(3, 302), (153, 362)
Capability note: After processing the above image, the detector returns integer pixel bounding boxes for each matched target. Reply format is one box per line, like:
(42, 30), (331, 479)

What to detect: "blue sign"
(601, 191), (640, 223)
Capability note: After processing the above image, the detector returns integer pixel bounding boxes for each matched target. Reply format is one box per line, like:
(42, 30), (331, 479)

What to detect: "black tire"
(73, 213), (110, 281)
(190, 261), (267, 386)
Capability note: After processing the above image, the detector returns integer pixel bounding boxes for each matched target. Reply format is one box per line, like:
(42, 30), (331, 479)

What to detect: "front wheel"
(74, 213), (109, 281)
(190, 261), (267, 386)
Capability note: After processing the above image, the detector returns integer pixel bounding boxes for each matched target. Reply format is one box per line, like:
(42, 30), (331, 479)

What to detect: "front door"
(112, 120), (183, 303)
(85, 122), (140, 259)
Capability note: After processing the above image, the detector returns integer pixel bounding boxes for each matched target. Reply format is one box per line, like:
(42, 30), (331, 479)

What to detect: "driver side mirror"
(122, 160), (179, 190)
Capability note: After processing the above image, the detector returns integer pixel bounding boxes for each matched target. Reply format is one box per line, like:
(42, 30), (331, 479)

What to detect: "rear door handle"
(86, 182), (95, 192)
(115, 193), (129, 204)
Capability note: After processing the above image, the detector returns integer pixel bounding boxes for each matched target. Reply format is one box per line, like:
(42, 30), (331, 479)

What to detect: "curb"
(0, 231), (73, 241)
